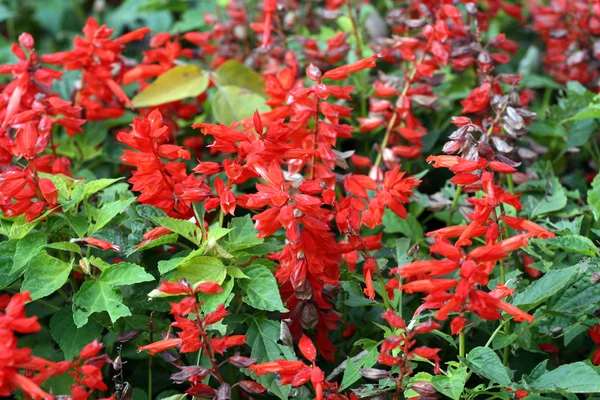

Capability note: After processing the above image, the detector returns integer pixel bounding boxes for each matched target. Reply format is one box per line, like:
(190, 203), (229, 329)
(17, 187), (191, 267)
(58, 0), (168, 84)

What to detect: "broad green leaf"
(92, 197), (136, 234)
(227, 215), (263, 249)
(84, 178), (123, 198)
(238, 264), (287, 312)
(245, 317), (295, 399)
(73, 262), (154, 327)
(158, 256), (187, 275)
(208, 227), (232, 241)
(530, 362), (600, 393)
(340, 339), (379, 390)
(171, 256), (227, 285)
(588, 173), (600, 221)
(45, 242), (82, 254)
(382, 210), (423, 243)
(101, 263), (154, 287)
(64, 213), (88, 238)
(431, 365), (468, 400)
(22, 252), (72, 300)
(152, 216), (201, 245)
(213, 60), (266, 95)
(9, 215), (39, 239)
(0, 240), (19, 289)
(463, 347), (511, 386)
(548, 264), (600, 315)
(132, 65), (210, 108)
(539, 235), (599, 257)
(50, 308), (103, 360)
(212, 85), (270, 126)
(512, 266), (579, 309)
(531, 178), (567, 217)
(73, 281), (132, 327)
(11, 232), (47, 274)
(227, 266), (250, 279)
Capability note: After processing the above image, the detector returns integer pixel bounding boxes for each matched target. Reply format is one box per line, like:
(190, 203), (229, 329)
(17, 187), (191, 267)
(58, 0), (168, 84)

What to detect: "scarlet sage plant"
(1, 1), (600, 400)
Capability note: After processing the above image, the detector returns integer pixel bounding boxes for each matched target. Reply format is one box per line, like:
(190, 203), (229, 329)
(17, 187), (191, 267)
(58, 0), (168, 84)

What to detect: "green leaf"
(431, 365), (468, 400)
(245, 317), (295, 399)
(171, 256), (227, 285)
(531, 177), (567, 217)
(588, 173), (600, 221)
(463, 347), (511, 386)
(382, 210), (423, 243)
(227, 215), (263, 249)
(128, 233), (179, 256)
(238, 264), (287, 312)
(512, 266), (579, 309)
(73, 281), (132, 327)
(101, 263), (154, 286)
(537, 235), (600, 257)
(38, 173), (72, 203)
(152, 216), (201, 245)
(50, 308), (103, 360)
(22, 252), (72, 300)
(132, 65), (210, 108)
(0, 240), (19, 289)
(73, 262), (154, 327)
(92, 197), (136, 234)
(340, 340), (379, 390)
(9, 215), (40, 239)
(530, 362), (600, 393)
(11, 232), (47, 274)
(212, 85), (270, 126)
(213, 60), (266, 95)
(157, 256), (187, 275)
(45, 242), (82, 254)
(83, 178), (123, 198)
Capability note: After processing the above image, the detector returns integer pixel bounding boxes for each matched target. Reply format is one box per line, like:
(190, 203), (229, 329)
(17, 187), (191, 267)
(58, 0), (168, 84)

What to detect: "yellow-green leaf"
(132, 65), (209, 108)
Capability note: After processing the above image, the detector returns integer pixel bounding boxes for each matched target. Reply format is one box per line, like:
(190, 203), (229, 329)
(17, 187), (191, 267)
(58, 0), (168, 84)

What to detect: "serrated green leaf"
(45, 242), (82, 254)
(11, 232), (47, 274)
(340, 340), (379, 390)
(0, 240), (19, 289)
(431, 366), (468, 400)
(50, 308), (103, 360)
(171, 256), (227, 285)
(538, 235), (599, 257)
(463, 347), (511, 386)
(512, 266), (579, 309)
(132, 65), (210, 108)
(531, 177), (567, 217)
(530, 362), (600, 393)
(245, 317), (295, 399)
(84, 178), (123, 198)
(101, 263), (154, 286)
(238, 264), (287, 312)
(227, 215), (263, 249)
(22, 252), (71, 300)
(72, 262), (154, 327)
(152, 216), (201, 245)
(92, 197), (136, 234)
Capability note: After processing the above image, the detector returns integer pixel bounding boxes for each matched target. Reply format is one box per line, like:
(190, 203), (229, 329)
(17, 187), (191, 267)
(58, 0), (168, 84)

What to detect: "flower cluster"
(43, 17), (149, 120)
(532, 0), (600, 92)
(0, 292), (109, 400)
(138, 279), (247, 397)
(393, 154), (554, 330)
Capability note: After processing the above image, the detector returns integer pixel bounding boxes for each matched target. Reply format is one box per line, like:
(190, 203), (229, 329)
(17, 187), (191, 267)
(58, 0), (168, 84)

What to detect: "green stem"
(345, 0), (363, 58)
(459, 330), (466, 359)
(373, 112), (398, 169)
(35, 299), (61, 311)
(448, 186), (463, 225)
(499, 263), (511, 366)
(506, 173), (514, 195)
